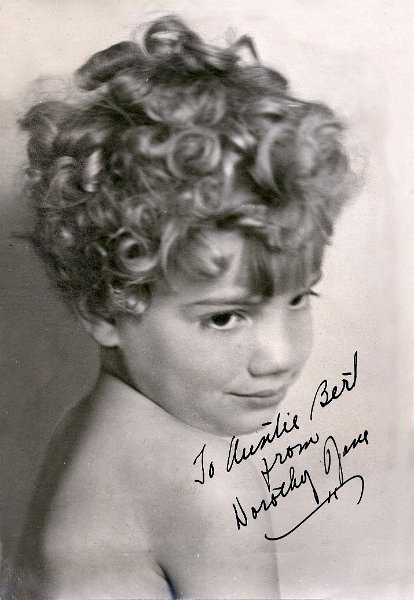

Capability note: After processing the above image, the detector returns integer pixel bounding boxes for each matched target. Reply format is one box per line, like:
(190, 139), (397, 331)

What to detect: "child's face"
(114, 231), (316, 436)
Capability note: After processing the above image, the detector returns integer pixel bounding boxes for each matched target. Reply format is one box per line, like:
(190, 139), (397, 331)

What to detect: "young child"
(6, 15), (352, 599)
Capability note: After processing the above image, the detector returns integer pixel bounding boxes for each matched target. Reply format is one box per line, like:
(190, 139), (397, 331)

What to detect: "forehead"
(159, 229), (321, 302)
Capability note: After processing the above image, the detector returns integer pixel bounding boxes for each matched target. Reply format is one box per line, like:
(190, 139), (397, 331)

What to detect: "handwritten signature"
(233, 432), (367, 540)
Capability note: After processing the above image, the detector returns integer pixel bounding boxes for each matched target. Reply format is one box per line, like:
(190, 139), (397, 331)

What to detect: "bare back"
(10, 373), (279, 599)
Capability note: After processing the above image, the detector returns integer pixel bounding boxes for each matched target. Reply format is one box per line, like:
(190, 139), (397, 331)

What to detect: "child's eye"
(202, 312), (245, 331)
(289, 289), (319, 309)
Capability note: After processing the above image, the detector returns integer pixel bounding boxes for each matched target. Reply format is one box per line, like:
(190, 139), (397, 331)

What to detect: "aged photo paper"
(0, 1), (412, 598)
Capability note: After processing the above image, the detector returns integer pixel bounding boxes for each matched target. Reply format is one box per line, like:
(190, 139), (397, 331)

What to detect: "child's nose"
(247, 315), (296, 378)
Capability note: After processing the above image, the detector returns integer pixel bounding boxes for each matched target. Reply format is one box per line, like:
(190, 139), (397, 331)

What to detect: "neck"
(100, 346), (136, 389)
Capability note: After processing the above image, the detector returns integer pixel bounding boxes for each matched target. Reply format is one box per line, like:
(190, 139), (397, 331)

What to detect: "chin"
(218, 409), (279, 438)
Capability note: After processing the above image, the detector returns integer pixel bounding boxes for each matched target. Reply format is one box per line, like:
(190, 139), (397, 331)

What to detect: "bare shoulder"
(42, 379), (174, 598)
(43, 375), (279, 598)
(147, 434), (279, 598)
(118, 392), (279, 598)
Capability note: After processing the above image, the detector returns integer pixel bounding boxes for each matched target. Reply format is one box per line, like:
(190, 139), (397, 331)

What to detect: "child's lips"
(227, 387), (288, 407)
(231, 389), (282, 398)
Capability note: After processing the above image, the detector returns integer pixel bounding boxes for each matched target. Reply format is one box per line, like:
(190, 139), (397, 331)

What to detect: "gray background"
(0, 1), (412, 598)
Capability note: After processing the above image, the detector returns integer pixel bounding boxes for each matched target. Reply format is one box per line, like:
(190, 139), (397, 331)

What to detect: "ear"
(78, 315), (120, 347)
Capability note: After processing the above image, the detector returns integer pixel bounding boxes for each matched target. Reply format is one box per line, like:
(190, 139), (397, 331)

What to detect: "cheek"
(176, 333), (246, 386)
(164, 328), (251, 396)
(285, 309), (314, 375)
(118, 314), (249, 394)
(297, 310), (314, 363)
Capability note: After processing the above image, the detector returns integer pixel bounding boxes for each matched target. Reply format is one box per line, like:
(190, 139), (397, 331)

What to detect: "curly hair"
(21, 15), (352, 320)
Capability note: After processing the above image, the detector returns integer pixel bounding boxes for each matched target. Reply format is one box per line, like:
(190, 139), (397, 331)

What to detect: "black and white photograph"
(0, 1), (412, 598)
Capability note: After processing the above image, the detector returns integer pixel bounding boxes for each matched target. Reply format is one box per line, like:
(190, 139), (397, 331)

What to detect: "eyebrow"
(183, 271), (323, 309)
(185, 293), (264, 307)
(185, 271), (322, 306)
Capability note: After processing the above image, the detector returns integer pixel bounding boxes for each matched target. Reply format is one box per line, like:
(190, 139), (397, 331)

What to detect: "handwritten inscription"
(192, 350), (367, 541)
(233, 464), (319, 530)
(227, 412), (300, 473)
(234, 432), (367, 539)
(265, 435), (365, 540)
(261, 432), (320, 492)
(310, 350), (358, 420)
(343, 429), (369, 457)
(193, 444), (215, 484)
